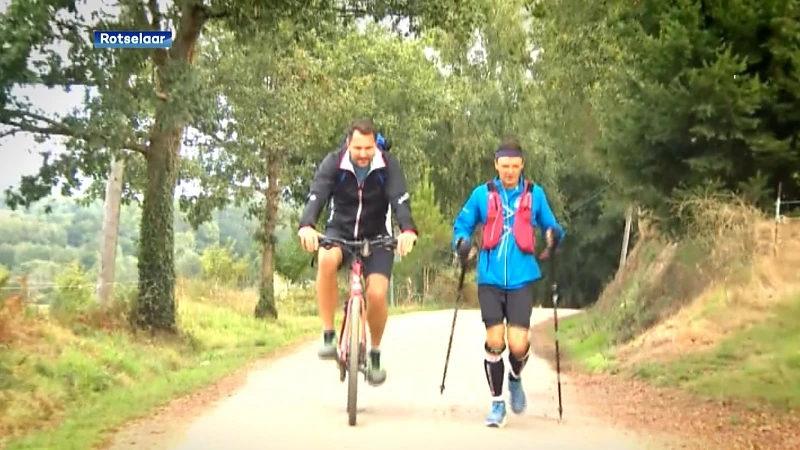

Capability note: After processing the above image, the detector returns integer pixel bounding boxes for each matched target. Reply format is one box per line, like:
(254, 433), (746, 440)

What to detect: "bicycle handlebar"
(318, 234), (398, 258)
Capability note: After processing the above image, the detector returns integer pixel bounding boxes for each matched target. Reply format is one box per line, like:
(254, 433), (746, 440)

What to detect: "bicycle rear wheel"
(347, 297), (361, 426)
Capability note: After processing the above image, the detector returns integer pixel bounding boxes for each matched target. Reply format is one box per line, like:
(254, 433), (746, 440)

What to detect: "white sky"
(0, 0), (116, 192)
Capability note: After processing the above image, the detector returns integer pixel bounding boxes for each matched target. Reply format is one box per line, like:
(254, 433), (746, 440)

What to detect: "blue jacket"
(452, 176), (565, 290)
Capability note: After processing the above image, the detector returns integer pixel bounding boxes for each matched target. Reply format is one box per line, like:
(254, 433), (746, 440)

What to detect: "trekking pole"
(550, 251), (563, 420)
(439, 264), (467, 394)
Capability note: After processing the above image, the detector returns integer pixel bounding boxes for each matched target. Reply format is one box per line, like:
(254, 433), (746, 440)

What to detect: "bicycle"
(318, 234), (398, 426)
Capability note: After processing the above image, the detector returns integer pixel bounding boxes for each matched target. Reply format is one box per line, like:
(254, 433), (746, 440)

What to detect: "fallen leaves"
(530, 318), (800, 450)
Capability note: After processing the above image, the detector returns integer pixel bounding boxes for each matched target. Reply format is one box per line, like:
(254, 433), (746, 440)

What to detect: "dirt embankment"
(531, 199), (800, 450)
(531, 319), (800, 450)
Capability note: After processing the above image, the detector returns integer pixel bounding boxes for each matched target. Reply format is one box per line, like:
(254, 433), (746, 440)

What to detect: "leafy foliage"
(5, 0), (797, 318)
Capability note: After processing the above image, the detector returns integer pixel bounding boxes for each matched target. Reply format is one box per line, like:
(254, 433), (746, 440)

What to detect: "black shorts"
(477, 282), (535, 329)
(324, 227), (394, 280)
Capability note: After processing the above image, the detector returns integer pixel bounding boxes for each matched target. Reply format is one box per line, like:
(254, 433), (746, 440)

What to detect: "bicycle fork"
(337, 294), (368, 374)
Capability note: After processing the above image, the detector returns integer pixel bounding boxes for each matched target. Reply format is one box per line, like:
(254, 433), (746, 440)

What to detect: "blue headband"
(495, 148), (523, 159)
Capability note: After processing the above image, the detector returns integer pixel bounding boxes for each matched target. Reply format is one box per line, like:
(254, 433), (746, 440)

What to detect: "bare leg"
(364, 273), (389, 386)
(316, 247), (342, 360)
(365, 273), (389, 349)
(316, 247), (342, 330)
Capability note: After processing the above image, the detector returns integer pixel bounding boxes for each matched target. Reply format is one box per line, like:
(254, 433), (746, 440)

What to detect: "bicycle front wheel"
(347, 297), (361, 426)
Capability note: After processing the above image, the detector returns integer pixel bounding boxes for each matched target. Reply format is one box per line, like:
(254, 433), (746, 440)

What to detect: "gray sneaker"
(366, 350), (387, 386)
(318, 332), (337, 360)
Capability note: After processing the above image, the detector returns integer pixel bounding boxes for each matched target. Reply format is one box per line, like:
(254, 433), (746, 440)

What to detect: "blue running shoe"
(485, 400), (507, 428)
(508, 375), (527, 414)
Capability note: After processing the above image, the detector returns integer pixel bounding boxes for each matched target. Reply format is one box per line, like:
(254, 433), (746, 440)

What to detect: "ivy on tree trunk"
(132, 131), (180, 331)
(131, 6), (205, 331)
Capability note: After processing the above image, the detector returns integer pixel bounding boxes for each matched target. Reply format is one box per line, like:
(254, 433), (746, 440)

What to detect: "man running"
(297, 118), (418, 386)
(452, 137), (565, 427)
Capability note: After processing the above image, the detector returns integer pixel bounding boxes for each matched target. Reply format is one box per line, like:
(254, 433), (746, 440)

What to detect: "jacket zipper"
(501, 187), (509, 287)
(350, 167), (377, 238)
(353, 187), (364, 238)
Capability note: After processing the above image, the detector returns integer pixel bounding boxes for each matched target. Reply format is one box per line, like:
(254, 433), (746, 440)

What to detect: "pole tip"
(439, 386), (445, 394)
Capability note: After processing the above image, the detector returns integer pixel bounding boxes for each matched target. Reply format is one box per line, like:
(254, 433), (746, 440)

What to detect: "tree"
(187, 20), (464, 318)
(528, 0), (800, 234)
(188, 24), (342, 319)
(394, 167), (451, 298)
(1, 0), (483, 331)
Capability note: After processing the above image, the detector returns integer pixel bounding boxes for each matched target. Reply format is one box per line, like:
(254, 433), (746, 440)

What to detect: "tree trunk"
(97, 157), (125, 305)
(255, 154), (280, 320)
(616, 203), (634, 280)
(131, 6), (205, 331)
(133, 127), (181, 331)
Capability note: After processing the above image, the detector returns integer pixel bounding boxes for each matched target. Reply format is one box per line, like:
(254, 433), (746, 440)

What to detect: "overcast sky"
(0, 86), (76, 191)
(0, 0), (109, 192)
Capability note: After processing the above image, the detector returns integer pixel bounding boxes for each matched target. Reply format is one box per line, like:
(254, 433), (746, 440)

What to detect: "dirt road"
(108, 309), (683, 450)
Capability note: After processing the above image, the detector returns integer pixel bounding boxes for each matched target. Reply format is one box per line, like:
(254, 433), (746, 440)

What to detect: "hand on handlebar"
(297, 226), (323, 252)
(396, 230), (417, 257)
(299, 227), (413, 256)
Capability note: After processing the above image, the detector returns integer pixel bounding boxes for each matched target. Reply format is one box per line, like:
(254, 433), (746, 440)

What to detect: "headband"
(495, 148), (523, 159)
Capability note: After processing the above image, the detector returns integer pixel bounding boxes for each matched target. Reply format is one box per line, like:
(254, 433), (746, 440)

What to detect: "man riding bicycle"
(452, 137), (565, 427)
(297, 118), (418, 386)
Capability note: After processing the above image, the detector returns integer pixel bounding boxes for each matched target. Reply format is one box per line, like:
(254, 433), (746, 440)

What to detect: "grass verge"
(1, 300), (318, 450)
(631, 294), (800, 412)
(1, 283), (445, 450)
(557, 283), (800, 414)
(557, 313), (614, 373)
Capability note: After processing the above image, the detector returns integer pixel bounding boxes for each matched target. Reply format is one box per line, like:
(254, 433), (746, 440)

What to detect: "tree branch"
(171, 3), (206, 64)
(148, 0), (161, 29)
(0, 128), (18, 139)
(0, 110), (149, 155)
(132, 1), (151, 30)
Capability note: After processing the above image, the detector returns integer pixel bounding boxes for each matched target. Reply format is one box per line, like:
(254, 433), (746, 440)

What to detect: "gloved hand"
(455, 238), (472, 267)
(538, 228), (557, 260)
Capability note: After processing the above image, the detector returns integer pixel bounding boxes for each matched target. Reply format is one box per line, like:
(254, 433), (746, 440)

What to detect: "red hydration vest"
(481, 180), (536, 254)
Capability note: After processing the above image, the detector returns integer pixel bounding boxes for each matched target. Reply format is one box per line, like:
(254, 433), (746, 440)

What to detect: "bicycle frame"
(317, 234), (398, 426)
(337, 258), (368, 372)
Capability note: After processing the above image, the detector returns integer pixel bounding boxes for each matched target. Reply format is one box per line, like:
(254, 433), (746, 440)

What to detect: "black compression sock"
(509, 345), (530, 379)
(483, 357), (505, 398)
(323, 329), (335, 344)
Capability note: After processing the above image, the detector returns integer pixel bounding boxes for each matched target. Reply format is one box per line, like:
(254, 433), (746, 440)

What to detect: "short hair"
(497, 136), (523, 152)
(347, 118), (377, 140)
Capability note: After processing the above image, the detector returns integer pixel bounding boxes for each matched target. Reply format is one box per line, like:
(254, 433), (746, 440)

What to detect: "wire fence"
(0, 274), (303, 307)
(0, 279), (139, 305)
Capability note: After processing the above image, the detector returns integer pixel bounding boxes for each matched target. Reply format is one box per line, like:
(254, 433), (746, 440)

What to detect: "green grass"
(560, 293), (800, 412)
(631, 295), (800, 412)
(558, 313), (615, 372)
(1, 300), (319, 450)
(1, 294), (444, 450)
